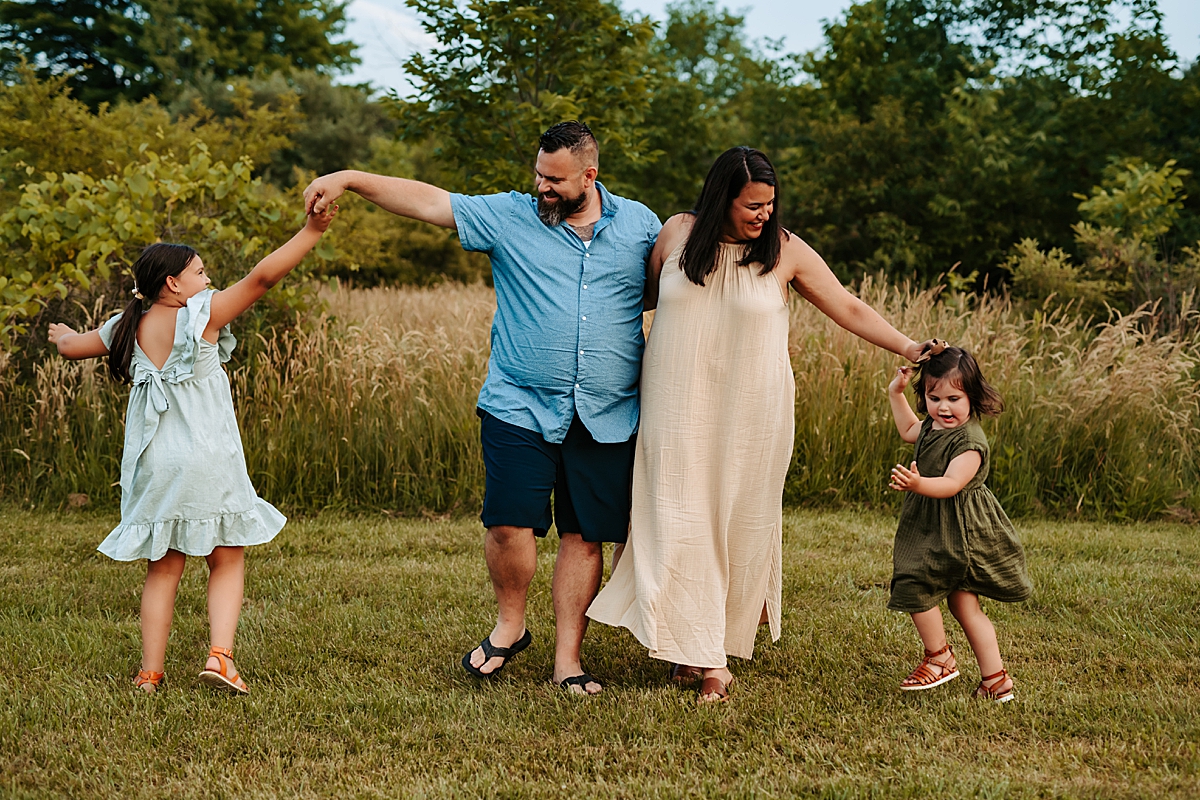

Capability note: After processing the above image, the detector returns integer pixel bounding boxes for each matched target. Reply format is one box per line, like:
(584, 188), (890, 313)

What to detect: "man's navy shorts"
(478, 410), (635, 544)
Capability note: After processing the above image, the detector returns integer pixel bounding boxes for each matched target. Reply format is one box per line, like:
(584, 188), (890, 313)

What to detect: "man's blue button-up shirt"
(451, 182), (661, 444)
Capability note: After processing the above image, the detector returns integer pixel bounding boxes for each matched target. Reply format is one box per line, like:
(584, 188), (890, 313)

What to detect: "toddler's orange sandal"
(198, 646), (250, 695)
(899, 643), (960, 691)
(134, 669), (164, 694)
(974, 669), (1015, 704)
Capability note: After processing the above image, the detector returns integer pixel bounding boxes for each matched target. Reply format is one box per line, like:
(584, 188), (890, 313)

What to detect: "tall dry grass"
(2, 280), (1198, 518)
(787, 278), (1200, 518)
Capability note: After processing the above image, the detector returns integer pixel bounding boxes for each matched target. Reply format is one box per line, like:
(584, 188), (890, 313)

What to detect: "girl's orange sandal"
(974, 669), (1015, 704)
(197, 646), (250, 695)
(899, 643), (960, 691)
(134, 669), (164, 694)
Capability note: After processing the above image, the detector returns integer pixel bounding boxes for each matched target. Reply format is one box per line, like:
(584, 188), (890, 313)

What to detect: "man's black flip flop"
(461, 629), (532, 678)
(556, 673), (602, 695)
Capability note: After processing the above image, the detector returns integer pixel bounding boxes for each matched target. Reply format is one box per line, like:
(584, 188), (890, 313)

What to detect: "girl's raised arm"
(888, 367), (922, 443)
(206, 207), (337, 335)
(48, 324), (108, 360)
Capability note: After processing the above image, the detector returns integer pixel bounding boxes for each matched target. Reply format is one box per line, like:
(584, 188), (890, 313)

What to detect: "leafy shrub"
(1005, 160), (1200, 322)
(0, 143), (323, 352)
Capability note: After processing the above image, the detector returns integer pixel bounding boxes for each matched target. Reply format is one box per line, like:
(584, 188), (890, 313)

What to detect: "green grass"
(2, 508), (1197, 798)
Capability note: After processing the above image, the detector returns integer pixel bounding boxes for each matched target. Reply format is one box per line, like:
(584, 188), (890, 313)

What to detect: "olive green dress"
(889, 417), (1032, 614)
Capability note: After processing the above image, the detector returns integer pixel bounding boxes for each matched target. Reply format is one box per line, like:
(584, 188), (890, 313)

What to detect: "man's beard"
(537, 188), (588, 227)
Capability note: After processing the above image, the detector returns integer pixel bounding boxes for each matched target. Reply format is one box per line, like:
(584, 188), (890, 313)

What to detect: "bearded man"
(304, 121), (661, 694)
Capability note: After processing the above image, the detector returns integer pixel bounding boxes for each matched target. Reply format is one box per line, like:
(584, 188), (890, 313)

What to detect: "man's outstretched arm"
(303, 171), (456, 229)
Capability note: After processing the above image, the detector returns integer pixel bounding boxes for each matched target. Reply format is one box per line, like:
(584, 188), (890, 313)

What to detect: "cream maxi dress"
(587, 241), (794, 668)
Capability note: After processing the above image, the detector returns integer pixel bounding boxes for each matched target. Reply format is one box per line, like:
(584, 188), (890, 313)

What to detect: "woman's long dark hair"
(107, 243), (198, 383)
(914, 346), (1004, 418)
(679, 146), (785, 285)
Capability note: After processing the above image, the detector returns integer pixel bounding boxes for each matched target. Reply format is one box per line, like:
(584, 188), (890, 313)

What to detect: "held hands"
(303, 173), (348, 216)
(890, 461), (922, 493)
(888, 366), (913, 395)
(305, 203), (339, 234)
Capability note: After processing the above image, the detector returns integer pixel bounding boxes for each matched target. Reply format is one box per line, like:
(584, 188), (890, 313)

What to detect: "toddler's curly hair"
(914, 346), (1004, 417)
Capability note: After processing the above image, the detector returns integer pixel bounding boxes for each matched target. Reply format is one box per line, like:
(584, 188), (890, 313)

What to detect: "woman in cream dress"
(587, 147), (928, 702)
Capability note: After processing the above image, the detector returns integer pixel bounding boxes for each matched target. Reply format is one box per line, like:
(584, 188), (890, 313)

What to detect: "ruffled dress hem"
(98, 500), (285, 562)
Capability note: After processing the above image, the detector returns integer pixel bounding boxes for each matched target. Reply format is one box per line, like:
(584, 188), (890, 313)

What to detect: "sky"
(340, 0), (1200, 95)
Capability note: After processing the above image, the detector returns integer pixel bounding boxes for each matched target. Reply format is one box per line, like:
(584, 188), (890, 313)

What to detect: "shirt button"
(581, 316), (587, 320)
(579, 350), (584, 355)
(575, 383), (580, 389)
(582, 284), (588, 289)
(585, 253), (590, 258)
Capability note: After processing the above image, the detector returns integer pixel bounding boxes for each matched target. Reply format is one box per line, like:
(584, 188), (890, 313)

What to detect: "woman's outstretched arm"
(783, 234), (925, 362)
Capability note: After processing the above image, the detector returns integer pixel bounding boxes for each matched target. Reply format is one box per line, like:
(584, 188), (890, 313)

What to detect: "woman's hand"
(890, 461), (922, 493)
(305, 204), (339, 234)
(907, 339), (937, 363)
(47, 323), (77, 348)
(888, 366), (913, 395)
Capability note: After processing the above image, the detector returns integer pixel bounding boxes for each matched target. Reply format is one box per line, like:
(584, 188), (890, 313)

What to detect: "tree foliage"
(0, 0), (358, 106)
(400, 0), (658, 194)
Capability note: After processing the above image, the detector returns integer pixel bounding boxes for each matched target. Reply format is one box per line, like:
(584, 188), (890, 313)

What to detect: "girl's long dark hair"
(107, 243), (198, 383)
(679, 146), (785, 285)
(914, 346), (1004, 418)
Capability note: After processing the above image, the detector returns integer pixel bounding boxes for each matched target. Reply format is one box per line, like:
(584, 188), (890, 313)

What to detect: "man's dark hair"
(539, 121), (599, 163)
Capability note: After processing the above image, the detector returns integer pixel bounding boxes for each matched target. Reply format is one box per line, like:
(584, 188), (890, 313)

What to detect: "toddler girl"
(48, 206), (337, 694)
(886, 345), (1032, 703)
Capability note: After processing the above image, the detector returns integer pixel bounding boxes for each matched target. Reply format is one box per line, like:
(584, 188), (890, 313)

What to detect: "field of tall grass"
(2, 280), (1198, 519)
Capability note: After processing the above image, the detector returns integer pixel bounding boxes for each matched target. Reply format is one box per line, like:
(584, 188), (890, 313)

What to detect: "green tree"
(742, 0), (1199, 284)
(172, 71), (397, 186)
(400, 0), (658, 194)
(616, 0), (778, 218)
(0, 66), (300, 200)
(0, 0), (357, 106)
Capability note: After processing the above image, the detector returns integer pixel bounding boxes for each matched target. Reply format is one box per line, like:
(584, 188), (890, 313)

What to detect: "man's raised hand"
(304, 173), (348, 216)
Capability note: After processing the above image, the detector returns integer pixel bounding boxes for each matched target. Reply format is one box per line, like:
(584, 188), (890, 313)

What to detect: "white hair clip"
(132, 286), (145, 301)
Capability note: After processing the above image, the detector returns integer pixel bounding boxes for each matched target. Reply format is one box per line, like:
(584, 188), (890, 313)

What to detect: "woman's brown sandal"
(899, 643), (960, 691)
(974, 669), (1015, 703)
(669, 663), (703, 685)
(134, 669), (164, 694)
(197, 646), (249, 695)
(697, 675), (735, 705)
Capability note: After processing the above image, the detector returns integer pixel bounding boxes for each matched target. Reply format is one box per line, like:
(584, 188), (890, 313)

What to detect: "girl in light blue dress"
(48, 205), (338, 694)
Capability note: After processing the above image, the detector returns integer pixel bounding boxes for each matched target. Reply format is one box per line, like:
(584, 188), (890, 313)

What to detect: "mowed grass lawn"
(1, 508), (1197, 798)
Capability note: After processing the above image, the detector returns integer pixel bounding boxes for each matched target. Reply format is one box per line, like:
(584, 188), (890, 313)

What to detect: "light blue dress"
(97, 289), (285, 561)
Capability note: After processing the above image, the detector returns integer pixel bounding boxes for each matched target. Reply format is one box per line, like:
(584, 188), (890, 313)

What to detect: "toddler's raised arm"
(206, 206), (339, 335)
(888, 367), (922, 443)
